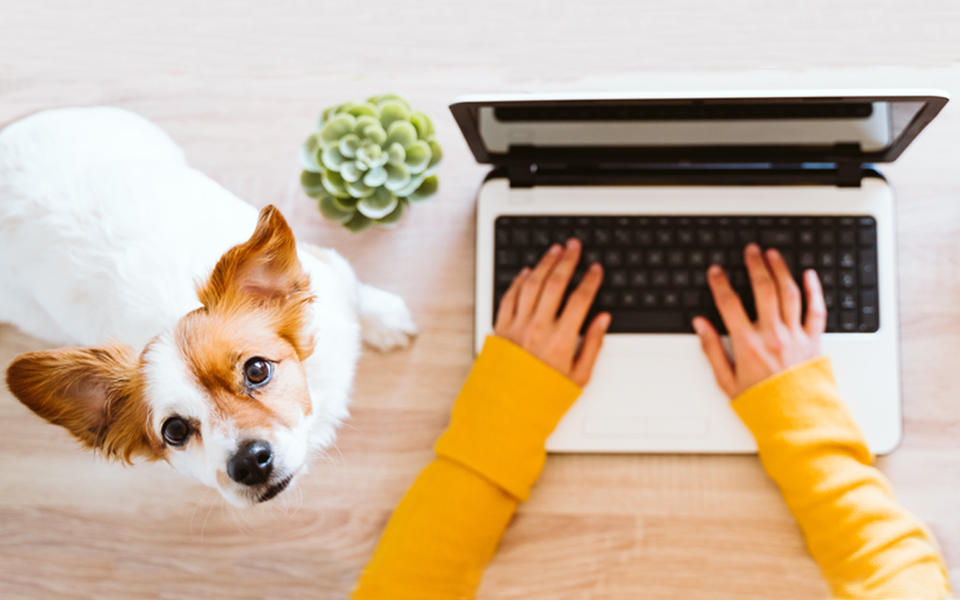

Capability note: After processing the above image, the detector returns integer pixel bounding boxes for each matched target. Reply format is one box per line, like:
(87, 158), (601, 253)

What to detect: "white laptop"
(450, 90), (948, 454)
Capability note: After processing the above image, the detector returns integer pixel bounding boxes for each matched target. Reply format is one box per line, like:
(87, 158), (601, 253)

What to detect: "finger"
(744, 244), (779, 325)
(802, 269), (828, 336)
(570, 312), (611, 386)
(557, 262), (603, 335)
(707, 264), (751, 335)
(766, 248), (802, 327)
(692, 316), (736, 397)
(533, 238), (582, 322)
(495, 267), (529, 332)
(516, 243), (563, 320)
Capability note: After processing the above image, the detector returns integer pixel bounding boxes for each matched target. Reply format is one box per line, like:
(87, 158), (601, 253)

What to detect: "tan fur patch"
(6, 344), (164, 463)
(179, 205), (315, 432)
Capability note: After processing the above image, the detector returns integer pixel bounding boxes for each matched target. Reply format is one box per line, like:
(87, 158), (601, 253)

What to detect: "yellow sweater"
(353, 336), (950, 599)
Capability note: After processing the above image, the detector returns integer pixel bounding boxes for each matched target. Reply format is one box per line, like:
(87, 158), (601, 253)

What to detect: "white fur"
(0, 107), (417, 504)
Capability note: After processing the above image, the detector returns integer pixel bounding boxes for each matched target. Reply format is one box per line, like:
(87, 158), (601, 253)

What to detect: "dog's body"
(1, 107), (416, 505)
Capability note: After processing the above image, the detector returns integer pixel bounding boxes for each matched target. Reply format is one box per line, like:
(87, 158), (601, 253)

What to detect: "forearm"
(352, 458), (518, 599)
(353, 336), (581, 599)
(734, 357), (950, 599)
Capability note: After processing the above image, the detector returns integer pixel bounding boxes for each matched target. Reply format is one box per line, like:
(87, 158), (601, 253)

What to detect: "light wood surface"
(1, 2), (959, 598)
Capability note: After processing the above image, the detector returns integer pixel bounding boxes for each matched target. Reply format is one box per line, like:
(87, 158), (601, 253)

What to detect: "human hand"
(692, 243), (827, 399)
(495, 239), (611, 386)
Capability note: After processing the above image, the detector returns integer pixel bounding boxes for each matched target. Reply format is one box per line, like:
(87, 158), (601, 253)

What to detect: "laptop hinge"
(507, 145), (536, 187)
(833, 143), (863, 188)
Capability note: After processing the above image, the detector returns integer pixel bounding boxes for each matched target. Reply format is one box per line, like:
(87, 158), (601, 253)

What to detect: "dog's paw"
(359, 285), (418, 352)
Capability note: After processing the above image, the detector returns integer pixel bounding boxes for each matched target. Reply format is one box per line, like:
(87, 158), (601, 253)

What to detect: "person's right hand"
(692, 243), (827, 399)
(495, 239), (611, 387)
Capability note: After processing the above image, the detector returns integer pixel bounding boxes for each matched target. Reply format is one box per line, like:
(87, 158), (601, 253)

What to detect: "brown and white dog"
(1, 107), (417, 505)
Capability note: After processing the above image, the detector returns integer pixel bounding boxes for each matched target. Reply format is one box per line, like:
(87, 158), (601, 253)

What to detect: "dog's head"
(6, 205), (319, 506)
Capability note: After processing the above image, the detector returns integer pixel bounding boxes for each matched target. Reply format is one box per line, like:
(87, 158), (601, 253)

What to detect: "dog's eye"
(161, 416), (191, 446)
(243, 357), (272, 387)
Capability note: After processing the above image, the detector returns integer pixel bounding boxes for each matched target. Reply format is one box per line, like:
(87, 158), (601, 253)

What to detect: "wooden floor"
(1, 1), (959, 597)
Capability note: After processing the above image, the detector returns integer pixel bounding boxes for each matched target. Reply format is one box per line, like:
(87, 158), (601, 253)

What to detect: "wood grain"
(1, 1), (958, 597)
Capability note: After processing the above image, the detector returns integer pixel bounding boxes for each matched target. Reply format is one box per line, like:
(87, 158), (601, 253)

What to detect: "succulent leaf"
(385, 121), (417, 148)
(357, 187), (399, 219)
(340, 161), (363, 183)
(403, 140), (431, 174)
(410, 112), (434, 138)
(406, 175), (438, 202)
(301, 170), (326, 197)
(338, 134), (361, 158)
(386, 142), (406, 166)
(322, 170), (350, 198)
(301, 134), (323, 172)
(375, 197), (407, 227)
(318, 193), (356, 222)
(363, 165), (388, 187)
(427, 139), (443, 169)
(395, 172), (426, 197)
(384, 163), (411, 191)
(321, 145), (347, 171)
(345, 178), (375, 198)
(321, 113), (356, 143)
(343, 211), (373, 232)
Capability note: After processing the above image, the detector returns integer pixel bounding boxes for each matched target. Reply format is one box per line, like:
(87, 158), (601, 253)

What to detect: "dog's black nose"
(227, 440), (273, 486)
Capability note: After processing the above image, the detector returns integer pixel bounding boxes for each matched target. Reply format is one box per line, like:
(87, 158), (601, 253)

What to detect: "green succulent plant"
(300, 94), (441, 231)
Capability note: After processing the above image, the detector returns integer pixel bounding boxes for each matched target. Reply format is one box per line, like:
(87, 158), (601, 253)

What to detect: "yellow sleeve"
(733, 357), (951, 599)
(352, 335), (581, 599)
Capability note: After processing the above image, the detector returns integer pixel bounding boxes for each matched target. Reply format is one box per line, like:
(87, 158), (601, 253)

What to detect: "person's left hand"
(494, 239), (611, 386)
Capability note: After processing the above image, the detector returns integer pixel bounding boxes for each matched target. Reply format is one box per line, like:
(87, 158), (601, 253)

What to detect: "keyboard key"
(840, 310), (858, 331)
(652, 270), (669, 287)
(610, 270), (628, 287)
(839, 250), (856, 268)
(621, 290), (639, 307)
(860, 250), (877, 286)
(630, 270), (649, 287)
(497, 250), (518, 266)
(626, 249), (643, 266)
(761, 230), (793, 246)
(840, 270), (856, 288)
(799, 230), (816, 245)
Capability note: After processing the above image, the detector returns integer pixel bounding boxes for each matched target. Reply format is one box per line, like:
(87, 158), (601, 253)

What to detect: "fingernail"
(566, 238), (580, 250)
(599, 312), (612, 328)
(767, 248), (780, 259)
(589, 263), (601, 273)
(520, 267), (530, 275)
(548, 244), (561, 255)
(708, 264), (723, 277)
(692, 317), (705, 334)
(745, 243), (760, 255)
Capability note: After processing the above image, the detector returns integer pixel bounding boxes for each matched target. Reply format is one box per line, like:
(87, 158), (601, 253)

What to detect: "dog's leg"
(357, 283), (418, 351)
(300, 243), (417, 351)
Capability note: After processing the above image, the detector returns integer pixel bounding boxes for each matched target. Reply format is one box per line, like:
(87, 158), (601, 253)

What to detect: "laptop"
(450, 90), (948, 454)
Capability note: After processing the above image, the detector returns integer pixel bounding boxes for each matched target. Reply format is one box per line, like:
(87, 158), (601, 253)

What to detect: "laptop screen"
(450, 93), (947, 164)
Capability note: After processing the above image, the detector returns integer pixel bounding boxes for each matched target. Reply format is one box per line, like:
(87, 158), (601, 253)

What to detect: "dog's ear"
(5, 344), (161, 463)
(198, 205), (310, 309)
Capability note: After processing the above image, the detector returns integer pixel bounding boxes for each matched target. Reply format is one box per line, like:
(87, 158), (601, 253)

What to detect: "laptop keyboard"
(493, 215), (879, 334)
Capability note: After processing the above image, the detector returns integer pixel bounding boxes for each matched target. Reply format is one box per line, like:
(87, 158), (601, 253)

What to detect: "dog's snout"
(227, 440), (273, 486)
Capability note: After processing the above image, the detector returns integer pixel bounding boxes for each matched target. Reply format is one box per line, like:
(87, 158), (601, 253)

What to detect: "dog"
(0, 107), (417, 506)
